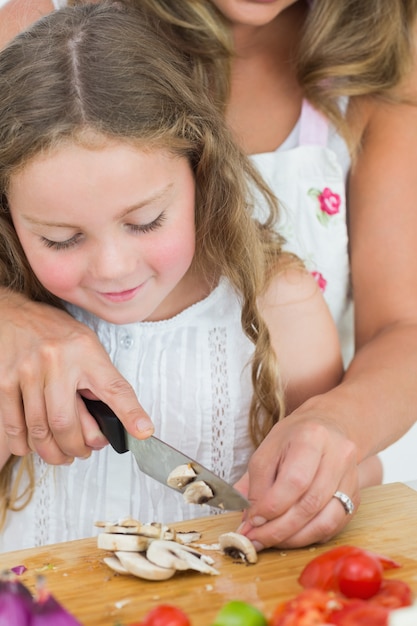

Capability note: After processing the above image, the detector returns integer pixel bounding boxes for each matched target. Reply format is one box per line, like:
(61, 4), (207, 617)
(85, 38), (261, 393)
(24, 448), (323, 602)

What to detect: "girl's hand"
(234, 405), (361, 550)
(0, 291), (154, 465)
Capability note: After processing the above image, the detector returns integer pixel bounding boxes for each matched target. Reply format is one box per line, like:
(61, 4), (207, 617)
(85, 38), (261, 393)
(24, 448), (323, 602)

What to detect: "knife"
(82, 398), (249, 511)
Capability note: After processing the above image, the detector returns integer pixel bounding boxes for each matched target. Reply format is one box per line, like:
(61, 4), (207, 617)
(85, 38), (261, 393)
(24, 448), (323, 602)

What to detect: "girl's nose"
(91, 239), (137, 280)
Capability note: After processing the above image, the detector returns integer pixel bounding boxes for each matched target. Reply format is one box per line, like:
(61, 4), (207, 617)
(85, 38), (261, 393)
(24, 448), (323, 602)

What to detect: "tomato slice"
(133, 604), (191, 626)
(369, 579), (413, 609)
(298, 546), (400, 592)
(269, 588), (339, 626)
(328, 600), (389, 626)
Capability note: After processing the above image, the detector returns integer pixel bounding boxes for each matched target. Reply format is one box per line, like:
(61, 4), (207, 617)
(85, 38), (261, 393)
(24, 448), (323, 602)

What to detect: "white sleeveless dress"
(1, 280), (257, 552)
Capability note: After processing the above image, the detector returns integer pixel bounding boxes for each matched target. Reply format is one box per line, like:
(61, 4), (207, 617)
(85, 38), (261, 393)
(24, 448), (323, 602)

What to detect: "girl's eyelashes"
(41, 234), (83, 250)
(39, 211), (167, 250)
(127, 211), (167, 234)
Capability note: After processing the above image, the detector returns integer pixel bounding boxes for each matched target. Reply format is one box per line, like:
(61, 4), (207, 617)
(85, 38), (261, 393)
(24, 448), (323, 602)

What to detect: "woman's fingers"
(0, 296), (154, 462)
(237, 418), (359, 549)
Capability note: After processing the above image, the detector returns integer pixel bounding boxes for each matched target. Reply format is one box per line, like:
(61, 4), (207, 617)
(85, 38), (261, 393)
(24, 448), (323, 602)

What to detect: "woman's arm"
(342, 93), (417, 454)
(237, 89), (417, 549)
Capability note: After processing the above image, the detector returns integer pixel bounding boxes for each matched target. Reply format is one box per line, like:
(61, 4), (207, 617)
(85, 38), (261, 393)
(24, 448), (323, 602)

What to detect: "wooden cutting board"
(2, 482), (417, 625)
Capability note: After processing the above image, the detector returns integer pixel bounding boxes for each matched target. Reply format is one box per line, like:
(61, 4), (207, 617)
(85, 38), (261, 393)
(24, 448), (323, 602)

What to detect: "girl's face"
(209, 0), (299, 27)
(8, 141), (197, 324)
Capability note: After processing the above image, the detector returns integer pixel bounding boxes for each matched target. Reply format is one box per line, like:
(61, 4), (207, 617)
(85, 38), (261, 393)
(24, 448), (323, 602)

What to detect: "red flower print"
(308, 187), (342, 226)
(318, 187), (341, 215)
(312, 271), (327, 292)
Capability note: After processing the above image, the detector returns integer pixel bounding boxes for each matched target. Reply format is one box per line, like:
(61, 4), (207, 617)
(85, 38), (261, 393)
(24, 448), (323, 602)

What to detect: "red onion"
(10, 565), (27, 576)
(30, 576), (82, 626)
(0, 574), (34, 626)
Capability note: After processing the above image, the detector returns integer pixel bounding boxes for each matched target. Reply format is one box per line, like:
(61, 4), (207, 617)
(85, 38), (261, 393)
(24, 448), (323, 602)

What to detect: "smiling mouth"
(98, 285), (141, 303)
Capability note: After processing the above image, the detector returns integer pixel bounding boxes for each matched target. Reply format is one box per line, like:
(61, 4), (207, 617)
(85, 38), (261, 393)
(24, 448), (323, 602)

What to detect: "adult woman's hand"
(0, 290), (154, 465)
(235, 403), (361, 550)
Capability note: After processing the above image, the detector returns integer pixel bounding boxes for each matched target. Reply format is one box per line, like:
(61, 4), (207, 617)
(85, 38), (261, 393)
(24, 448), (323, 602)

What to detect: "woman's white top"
(251, 99), (352, 362)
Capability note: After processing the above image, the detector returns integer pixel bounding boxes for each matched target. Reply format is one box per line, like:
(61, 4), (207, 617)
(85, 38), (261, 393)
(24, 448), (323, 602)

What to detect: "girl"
(0, 2), (347, 551)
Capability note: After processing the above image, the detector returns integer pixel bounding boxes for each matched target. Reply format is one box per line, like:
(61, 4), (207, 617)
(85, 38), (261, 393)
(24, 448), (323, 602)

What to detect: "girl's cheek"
(31, 256), (81, 295)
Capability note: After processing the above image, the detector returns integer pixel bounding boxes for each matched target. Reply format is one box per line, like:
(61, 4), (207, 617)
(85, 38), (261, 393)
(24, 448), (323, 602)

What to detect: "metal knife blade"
(83, 398), (249, 511)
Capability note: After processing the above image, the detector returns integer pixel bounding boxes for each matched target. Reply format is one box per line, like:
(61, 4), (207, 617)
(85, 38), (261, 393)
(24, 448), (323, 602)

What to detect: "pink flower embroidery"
(311, 271), (327, 292)
(308, 187), (341, 226)
(318, 187), (341, 215)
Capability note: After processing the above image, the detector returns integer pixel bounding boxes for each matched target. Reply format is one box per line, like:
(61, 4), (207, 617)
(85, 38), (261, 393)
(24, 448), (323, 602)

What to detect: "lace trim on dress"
(209, 326), (230, 480)
(33, 456), (51, 547)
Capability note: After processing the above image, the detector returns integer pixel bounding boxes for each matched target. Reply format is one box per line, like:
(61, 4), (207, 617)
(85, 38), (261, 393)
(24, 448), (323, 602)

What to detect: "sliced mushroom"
(97, 532), (150, 552)
(182, 480), (214, 505)
(218, 532), (258, 564)
(115, 550), (176, 581)
(146, 540), (219, 575)
(95, 518), (175, 540)
(175, 530), (202, 545)
(136, 522), (176, 540)
(167, 464), (197, 489)
(96, 520), (145, 535)
(103, 555), (130, 575)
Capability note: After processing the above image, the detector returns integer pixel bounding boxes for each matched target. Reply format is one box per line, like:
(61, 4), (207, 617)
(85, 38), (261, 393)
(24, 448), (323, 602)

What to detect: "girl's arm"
(259, 268), (343, 413)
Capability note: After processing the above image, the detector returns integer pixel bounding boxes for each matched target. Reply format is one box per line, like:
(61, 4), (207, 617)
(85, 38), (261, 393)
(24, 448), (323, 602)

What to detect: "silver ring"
(333, 491), (355, 515)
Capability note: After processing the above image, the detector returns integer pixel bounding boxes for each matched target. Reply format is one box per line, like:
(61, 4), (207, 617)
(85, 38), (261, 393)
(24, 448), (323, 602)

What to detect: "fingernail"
(252, 540), (264, 552)
(136, 419), (154, 435)
(251, 516), (266, 527)
(64, 457), (74, 465)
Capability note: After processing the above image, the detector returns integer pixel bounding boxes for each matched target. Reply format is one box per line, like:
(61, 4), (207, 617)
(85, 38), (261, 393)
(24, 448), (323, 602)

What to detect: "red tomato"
(336, 552), (383, 599)
(329, 600), (389, 626)
(269, 588), (337, 625)
(298, 546), (358, 591)
(298, 546), (400, 592)
(131, 604), (191, 626)
(369, 579), (413, 609)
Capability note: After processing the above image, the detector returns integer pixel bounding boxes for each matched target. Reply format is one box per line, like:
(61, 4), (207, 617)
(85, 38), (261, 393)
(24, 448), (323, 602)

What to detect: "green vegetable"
(211, 600), (267, 626)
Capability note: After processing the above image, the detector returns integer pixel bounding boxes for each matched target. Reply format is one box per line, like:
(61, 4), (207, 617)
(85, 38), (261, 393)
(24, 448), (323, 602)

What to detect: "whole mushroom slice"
(146, 540), (219, 575)
(167, 464), (197, 489)
(103, 555), (130, 575)
(97, 532), (150, 552)
(218, 532), (258, 564)
(182, 480), (214, 505)
(115, 550), (176, 581)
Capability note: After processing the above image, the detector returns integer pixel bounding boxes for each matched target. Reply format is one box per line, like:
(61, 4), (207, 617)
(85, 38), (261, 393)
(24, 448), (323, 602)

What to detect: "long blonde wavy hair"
(116, 0), (417, 152)
(0, 2), (300, 527)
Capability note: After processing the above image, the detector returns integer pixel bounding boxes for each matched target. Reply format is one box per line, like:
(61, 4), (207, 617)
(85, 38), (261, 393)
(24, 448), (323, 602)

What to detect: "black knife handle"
(82, 397), (128, 454)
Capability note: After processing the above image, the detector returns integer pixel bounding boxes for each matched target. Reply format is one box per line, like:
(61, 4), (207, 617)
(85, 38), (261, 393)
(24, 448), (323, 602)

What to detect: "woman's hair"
(0, 1), (300, 524)
(124, 0), (417, 152)
(299, 0), (417, 146)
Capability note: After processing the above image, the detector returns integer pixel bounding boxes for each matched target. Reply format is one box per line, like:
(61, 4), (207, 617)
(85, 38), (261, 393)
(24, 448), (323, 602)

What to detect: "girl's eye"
(128, 211), (166, 234)
(41, 234), (82, 250)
